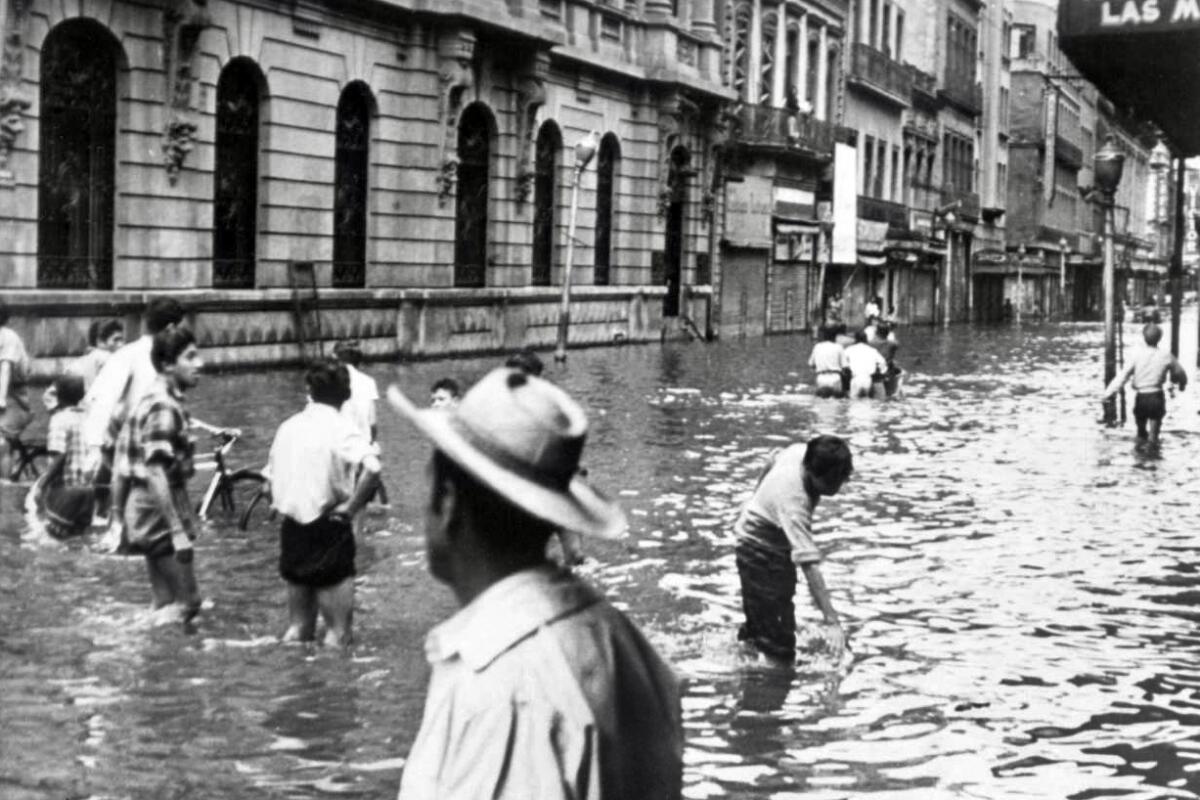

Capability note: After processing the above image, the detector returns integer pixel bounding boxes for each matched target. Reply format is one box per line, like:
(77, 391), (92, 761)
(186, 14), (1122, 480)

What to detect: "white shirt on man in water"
(844, 342), (887, 398)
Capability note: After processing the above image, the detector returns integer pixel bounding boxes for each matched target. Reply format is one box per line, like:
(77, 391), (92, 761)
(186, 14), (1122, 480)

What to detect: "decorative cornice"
(435, 27), (476, 208)
(162, 0), (211, 185)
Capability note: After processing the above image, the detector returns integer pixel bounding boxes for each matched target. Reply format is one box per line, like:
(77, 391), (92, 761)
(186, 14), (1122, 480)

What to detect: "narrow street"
(4, 316), (1200, 799)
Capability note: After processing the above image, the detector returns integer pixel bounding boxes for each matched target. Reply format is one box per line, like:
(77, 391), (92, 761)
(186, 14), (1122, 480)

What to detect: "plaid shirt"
(116, 378), (194, 488)
(46, 406), (89, 487)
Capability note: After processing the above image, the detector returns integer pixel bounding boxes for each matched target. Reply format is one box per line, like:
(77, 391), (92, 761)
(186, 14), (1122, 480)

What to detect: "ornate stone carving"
(0, 0), (32, 188)
(657, 92), (699, 217)
(701, 104), (737, 225)
(513, 52), (549, 205)
(162, 0), (210, 184)
(435, 28), (476, 207)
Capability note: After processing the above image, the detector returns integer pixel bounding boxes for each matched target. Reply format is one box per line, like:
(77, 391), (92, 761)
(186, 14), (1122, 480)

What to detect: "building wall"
(0, 0), (728, 368)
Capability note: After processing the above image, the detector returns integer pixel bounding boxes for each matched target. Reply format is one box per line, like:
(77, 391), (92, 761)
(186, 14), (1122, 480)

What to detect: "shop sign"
(725, 175), (774, 248)
(857, 220), (890, 253)
(1060, 0), (1200, 35)
(773, 185), (816, 220)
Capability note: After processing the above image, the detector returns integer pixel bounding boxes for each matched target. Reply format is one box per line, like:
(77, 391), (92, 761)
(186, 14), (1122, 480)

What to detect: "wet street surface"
(5, 317), (1200, 799)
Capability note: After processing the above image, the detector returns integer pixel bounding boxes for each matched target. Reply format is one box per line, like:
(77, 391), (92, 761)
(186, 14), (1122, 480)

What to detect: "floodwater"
(5, 316), (1200, 799)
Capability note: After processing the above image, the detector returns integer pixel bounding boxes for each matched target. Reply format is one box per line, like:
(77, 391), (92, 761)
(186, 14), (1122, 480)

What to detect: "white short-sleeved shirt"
(341, 364), (379, 442)
(82, 335), (157, 450)
(808, 340), (847, 374)
(734, 444), (821, 565)
(268, 402), (373, 525)
(844, 342), (887, 379)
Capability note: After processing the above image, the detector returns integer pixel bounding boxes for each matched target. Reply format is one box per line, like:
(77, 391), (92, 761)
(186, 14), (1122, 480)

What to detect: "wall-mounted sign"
(1060, 0), (1200, 35)
(725, 175), (774, 248)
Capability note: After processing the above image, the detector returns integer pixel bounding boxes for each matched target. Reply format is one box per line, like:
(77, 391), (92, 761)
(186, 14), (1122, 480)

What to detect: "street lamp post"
(1095, 136), (1126, 426)
(1016, 243), (1025, 326)
(1059, 236), (1068, 319)
(942, 211), (956, 328)
(554, 131), (599, 362)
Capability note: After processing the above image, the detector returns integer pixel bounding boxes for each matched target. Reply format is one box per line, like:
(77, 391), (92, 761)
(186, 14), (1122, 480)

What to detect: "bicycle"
(193, 430), (273, 531)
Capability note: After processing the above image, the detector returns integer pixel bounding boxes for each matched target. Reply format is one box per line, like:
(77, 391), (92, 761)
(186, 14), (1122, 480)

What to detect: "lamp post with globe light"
(1094, 136), (1125, 426)
(1059, 236), (1068, 318)
(554, 131), (599, 362)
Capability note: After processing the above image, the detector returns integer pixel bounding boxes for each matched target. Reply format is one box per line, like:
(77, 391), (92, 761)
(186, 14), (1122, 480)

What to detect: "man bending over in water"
(734, 435), (853, 664)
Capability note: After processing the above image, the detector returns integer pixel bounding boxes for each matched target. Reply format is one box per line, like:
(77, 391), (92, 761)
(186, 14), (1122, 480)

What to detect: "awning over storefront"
(1058, 0), (1200, 155)
(857, 219), (889, 265)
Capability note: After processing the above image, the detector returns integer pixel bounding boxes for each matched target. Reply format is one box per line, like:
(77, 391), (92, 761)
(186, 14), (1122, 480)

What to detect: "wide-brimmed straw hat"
(386, 367), (626, 539)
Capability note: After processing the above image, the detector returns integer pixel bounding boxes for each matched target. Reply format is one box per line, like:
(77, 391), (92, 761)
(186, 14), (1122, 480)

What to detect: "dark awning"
(1058, 0), (1200, 155)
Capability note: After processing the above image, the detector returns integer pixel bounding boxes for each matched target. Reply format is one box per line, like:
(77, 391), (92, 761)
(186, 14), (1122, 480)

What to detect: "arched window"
(455, 103), (493, 288)
(213, 58), (264, 289)
(594, 134), (620, 286)
(532, 121), (561, 287)
(806, 37), (820, 111)
(333, 82), (372, 288)
(38, 20), (120, 290)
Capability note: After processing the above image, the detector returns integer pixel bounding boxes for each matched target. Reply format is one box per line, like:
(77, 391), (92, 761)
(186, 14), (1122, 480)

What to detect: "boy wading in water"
(267, 360), (381, 647)
(1103, 322), (1187, 447)
(735, 435), (853, 663)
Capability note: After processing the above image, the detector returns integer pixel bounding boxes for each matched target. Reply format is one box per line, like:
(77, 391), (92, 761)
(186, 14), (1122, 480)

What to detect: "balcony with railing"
(1054, 135), (1084, 169)
(858, 194), (910, 231)
(848, 43), (913, 107)
(731, 104), (838, 159)
(940, 185), (982, 220)
(908, 64), (940, 110)
(940, 76), (982, 117)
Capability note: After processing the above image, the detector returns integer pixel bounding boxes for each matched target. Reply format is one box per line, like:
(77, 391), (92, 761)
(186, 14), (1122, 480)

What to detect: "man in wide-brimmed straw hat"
(388, 367), (682, 799)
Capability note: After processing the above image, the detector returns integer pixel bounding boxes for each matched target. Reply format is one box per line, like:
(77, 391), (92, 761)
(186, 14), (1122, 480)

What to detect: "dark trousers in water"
(735, 540), (797, 661)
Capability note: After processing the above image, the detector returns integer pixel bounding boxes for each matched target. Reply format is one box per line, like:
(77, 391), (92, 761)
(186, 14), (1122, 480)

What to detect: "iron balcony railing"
(732, 104), (837, 156)
(940, 186), (981, 220)
(1054, 136), (1084, 169)
(848, 43), (913, 106)
(858, 195), (909, 230)
(908, 64), (939, 108)
(940, 75), (982, 116)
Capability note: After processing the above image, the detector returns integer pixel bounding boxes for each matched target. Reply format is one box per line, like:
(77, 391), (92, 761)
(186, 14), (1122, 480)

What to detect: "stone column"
(858, 0), (870, 46)
(772, 3), (788, 107)
(795, 11), (808, 109)
(749, 0), (763, 104)
(692, 0), (718, 38)
(816, 23), (828, 120)
(645, 0), (674, 18)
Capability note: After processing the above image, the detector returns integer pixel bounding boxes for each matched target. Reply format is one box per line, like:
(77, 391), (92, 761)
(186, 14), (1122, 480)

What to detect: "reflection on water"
(5, 318), (1200, 798)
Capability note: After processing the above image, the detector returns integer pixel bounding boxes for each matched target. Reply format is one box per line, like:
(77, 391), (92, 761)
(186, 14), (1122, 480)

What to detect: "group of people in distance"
(809, 296), (901, 399)
(5, 295), (861, 797)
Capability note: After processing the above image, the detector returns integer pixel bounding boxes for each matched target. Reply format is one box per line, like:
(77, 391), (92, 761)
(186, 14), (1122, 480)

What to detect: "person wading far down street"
(734, 435), (853, 663)
(1102, 322), (1187, 446)
(118, 327), (204, 624)
(808, 326), (848, 398)
(267, 359), (381, 647)
(845, 330), (888, 398)
(387, 367), (683, 799)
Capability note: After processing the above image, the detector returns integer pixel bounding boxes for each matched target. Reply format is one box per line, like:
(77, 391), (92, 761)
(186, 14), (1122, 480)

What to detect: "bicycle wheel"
(207, 469), (267, 531)
(238, 483), (275, 532)
(232, 472), (274, 534)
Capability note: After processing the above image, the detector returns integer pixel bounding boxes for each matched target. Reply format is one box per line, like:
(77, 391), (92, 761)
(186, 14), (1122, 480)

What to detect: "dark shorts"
(1134, 391), (1166, 422)
(44, 485), (95, 540)
(735, 539), (797, 661)
(280, 515), (356, 588)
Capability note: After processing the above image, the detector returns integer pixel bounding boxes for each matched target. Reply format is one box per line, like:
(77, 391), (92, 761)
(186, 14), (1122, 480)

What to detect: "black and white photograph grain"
(3, 0), (1200, 797)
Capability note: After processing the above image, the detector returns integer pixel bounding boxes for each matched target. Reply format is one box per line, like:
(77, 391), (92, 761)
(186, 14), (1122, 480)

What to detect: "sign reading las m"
(1096, 0), (1200, 27)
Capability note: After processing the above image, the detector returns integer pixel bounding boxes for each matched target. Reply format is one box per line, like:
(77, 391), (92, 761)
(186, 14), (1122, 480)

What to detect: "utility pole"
(1170, 157), (1184, 357)
(554, 131), (599, 362)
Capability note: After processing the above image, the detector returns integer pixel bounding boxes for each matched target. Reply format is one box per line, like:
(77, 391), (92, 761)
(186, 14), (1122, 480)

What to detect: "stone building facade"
(0, 0), (729, 372)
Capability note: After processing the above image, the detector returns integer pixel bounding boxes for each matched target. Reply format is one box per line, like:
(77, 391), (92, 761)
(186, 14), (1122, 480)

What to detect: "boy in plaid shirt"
(35, 375), (94, 538)
(117, 327), (203, 622)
